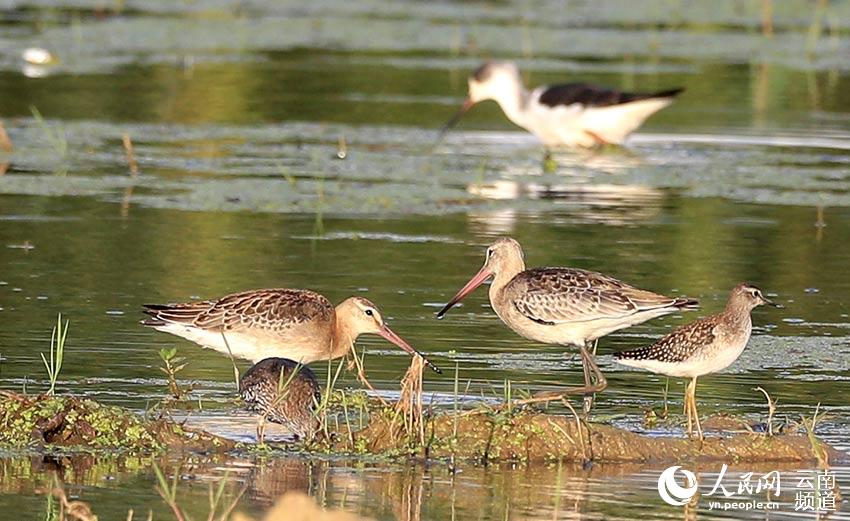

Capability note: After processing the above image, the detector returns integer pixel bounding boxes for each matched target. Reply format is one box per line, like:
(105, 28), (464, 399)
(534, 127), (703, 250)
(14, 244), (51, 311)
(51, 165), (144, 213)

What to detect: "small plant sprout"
(41, 313), (68, 396)
(30, 106), (68, 168)
(159, 347), (189, 400)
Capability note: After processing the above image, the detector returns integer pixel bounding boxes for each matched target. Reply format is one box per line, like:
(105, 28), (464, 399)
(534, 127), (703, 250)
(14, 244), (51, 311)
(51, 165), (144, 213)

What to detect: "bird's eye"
(365, 309), (374, 317)
(486, 248), (493, 258)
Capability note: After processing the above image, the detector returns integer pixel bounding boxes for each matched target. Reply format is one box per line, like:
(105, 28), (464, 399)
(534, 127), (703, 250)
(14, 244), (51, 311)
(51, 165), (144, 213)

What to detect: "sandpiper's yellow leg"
(691, 377), (703, 441)
(684, 381), (693, 436)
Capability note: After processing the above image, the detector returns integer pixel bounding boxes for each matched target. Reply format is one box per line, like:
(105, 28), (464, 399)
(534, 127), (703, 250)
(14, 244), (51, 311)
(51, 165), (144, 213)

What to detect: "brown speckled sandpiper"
(437, 237), (698, 409)
(615, 283), (776, 440)
(141, 289), (440, 373)
(239, 357), (320, 439)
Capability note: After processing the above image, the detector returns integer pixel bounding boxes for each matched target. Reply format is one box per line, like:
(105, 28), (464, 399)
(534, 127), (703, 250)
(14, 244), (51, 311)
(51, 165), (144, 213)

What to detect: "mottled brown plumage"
(615, 283), (776, 439)
(615, 319), (717, 364)
(144, 289), (334, 335)
(437, 237), (698, 409)
(510, 267), (696, 328)
(239, 357), (320, 439)
(142, 289), (440, 372)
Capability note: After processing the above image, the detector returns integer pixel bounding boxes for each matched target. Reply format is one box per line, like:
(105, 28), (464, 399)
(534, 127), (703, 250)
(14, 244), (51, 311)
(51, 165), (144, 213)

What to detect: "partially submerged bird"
(441, 61), (683, 147)
(437, 238), (697, 409)
(615, 283), (776, 440)
(239, 357), (320, 439)
(141, 289), (440, 373)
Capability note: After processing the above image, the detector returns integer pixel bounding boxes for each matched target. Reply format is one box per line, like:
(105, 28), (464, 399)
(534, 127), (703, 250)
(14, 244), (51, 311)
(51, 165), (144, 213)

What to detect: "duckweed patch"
(0, 392), (234, 453)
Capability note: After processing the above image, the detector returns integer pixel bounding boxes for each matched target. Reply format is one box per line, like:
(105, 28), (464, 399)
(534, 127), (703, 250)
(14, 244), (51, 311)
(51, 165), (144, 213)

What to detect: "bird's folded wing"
(510, 268), (677, 324)
(149, 289), (332, 331)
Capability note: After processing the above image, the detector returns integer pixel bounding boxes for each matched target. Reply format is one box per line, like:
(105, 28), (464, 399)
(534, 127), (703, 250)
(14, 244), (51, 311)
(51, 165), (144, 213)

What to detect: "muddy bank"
(0, 392), (234, 452)
(2, 392), (842, 465)
(341, 409), (845, 464)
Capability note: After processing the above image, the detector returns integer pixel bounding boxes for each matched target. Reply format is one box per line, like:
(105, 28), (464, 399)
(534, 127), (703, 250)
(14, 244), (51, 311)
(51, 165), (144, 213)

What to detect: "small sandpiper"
(440, 61), (684, 148)
(239, 357), (320, 440)
(614, 283), (776, 440)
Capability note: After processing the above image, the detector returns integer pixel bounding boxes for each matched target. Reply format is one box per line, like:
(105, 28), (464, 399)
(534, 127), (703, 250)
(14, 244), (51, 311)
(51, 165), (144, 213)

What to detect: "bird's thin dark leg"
(519, 343), (607, 406)
(582, 339), (600, 414)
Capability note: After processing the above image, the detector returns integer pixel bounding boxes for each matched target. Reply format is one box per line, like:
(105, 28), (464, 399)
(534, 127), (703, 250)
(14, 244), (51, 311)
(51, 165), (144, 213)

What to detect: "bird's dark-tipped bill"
(763, 296), (780, 307)
(436, 265), (492, 319)
(436, 98), (474, 142)
(379, 325), (442, 374)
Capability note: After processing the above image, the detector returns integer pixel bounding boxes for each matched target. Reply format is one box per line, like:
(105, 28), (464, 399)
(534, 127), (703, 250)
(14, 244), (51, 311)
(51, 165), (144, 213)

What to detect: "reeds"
(313, 357), (347, 442)
(393, 355), (426, 445)
(41, 314), (68, 396)
(754, 386), (776, 436)
(120, 133), (139, 217)
(0, 120), (12, 153)
(30, 106), (68, 172)
(122, 133), (139, 177)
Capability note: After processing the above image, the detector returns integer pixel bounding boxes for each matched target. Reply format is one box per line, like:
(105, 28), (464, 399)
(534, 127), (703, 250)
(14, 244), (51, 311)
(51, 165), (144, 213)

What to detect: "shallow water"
(1, 0), (849, 519)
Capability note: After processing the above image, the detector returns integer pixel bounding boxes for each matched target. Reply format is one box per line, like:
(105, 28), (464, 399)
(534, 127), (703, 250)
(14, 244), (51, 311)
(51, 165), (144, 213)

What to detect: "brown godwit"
(614, 283), (776, 440)
(440, 61), (684, 147)
(436, 237), (697, 410)
(239, 357), (320, 439)
(141, 289), (441, 373)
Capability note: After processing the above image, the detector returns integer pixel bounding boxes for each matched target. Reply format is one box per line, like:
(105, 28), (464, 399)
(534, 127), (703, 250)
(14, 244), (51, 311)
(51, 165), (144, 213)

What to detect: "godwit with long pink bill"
(142, 288), (441, 373)
(436, 238), (697, 411)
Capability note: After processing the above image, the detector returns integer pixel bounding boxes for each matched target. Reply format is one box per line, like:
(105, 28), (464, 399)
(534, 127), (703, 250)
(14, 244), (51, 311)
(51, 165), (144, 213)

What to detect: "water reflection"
(1, 455), (844, 520)
(467, 181), (662, 226)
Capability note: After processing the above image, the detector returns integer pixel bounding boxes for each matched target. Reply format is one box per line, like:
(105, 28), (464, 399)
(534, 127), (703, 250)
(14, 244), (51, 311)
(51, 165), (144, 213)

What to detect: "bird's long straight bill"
(379, 325), (442, 374)
(436, 266), (492, 319)
(436, 98), (474, 141)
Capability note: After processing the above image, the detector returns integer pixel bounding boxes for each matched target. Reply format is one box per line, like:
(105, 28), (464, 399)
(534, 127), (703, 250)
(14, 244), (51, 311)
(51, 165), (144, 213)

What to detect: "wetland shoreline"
(1, 392), (842, 466)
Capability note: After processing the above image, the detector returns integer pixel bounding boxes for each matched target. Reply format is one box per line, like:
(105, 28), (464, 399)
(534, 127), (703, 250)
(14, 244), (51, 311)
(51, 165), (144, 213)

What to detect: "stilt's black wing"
(538, 83), (684, 108)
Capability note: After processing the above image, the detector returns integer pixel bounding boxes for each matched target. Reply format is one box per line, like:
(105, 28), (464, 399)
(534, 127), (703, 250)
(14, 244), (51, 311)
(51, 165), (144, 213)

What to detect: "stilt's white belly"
(520, 92), (674, 147)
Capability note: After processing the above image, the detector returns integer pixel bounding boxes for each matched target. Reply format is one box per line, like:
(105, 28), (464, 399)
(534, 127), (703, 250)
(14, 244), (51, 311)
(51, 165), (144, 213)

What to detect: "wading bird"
(615, 283), (776, 440)
(239, 357), (320, 440)
(436, 238), (697, 411)
(441, 61), (683, 148)
(142, 289), (441, 373)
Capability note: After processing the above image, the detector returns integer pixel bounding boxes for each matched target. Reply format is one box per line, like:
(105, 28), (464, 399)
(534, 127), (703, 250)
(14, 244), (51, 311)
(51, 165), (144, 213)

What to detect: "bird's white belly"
(520, 96), (674, 147)
(152, 324), (327, 364)
(618, 333), (751, 379)
(522, 103), (592, 147)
